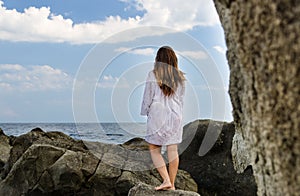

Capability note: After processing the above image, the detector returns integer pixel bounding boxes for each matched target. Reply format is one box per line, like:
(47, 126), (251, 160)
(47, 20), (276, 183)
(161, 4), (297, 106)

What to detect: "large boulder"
(2, 127), (87, 178)
(0, 129), (198, 195)
(179, 120), (257, 196)
(213, 0), (300, 195)
(0, 144), (65, 195)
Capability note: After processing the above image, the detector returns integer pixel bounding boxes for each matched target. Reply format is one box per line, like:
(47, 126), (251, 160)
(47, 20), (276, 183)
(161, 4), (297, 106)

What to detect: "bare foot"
(155, 180), (172, 191)
(168, 186), (175, 190)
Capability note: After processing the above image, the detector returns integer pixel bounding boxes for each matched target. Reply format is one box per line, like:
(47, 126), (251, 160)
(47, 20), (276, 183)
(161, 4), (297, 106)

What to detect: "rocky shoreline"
(0, 126), (198, 195)
(0, 120), (257, 195)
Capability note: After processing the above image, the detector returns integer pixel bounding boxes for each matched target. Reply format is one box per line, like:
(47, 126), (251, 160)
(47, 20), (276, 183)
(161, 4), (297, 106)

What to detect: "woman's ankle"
(169, 186), (176, 190)
(155, 180), (172, 190)
(162, 179), (171, 184)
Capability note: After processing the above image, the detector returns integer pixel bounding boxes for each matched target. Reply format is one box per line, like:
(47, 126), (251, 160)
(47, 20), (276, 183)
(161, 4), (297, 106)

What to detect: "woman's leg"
(148, 143), (172, 190)
(167, 144), (179, 190)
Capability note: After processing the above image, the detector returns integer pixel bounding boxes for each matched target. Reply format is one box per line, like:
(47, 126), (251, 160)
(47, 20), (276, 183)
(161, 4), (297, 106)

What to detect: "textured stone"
(0, 128), (11, 178)
(128, 183), (200, 196)
(3, 127), (87, 178)
(0, 144), (65, 196)
(213, 0), (300, 195)
(0, 129), (198, 195)
(179, 120), (257, 195)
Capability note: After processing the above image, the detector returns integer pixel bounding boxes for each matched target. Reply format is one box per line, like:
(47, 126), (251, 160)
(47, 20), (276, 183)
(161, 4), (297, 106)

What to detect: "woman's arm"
(140, 72), (155, 116)
(180, 82), (185, 108)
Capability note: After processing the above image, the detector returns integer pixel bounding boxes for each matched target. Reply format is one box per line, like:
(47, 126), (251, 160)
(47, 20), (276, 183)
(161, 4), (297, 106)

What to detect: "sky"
(0, 0), (233, 123)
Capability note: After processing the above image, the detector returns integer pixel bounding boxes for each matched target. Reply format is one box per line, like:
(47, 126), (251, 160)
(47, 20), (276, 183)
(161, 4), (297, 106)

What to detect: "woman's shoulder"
(147, 70), (155, 78)
(148, 70), (155, 75)
(177, 80), (185, 93)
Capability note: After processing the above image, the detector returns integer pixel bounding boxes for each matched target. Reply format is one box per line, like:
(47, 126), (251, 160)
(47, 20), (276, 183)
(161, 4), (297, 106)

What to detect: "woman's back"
(141, 46), (185, 145)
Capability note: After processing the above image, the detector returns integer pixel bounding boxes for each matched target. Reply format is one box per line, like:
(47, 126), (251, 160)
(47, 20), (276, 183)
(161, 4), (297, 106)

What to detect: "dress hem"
(145, 139), (182, 146)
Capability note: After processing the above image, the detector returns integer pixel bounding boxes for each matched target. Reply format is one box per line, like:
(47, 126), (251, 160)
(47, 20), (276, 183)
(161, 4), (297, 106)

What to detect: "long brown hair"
(154, 46), (185, 96)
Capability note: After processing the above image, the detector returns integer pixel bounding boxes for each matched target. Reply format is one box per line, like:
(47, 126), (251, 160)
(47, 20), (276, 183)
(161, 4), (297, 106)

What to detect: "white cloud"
(179, 50), (208, 60)
(115, 47), (155, 56)
(0, 82), (11, 90)
(0, 64), (25, 71)
(0, 2), (141, 44)
(131, 0), (220, 28)
(128, 48), (155, 56)
(97, 75), (129, 89)
(213, 45), (227, 54)
(0, 64), (72, 91)
(0, 0), (220, 44)
(115, 47), (207, 60)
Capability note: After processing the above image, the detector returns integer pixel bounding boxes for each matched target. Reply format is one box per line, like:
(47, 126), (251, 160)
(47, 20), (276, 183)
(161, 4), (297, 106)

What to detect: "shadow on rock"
(179, 120), (257, 196)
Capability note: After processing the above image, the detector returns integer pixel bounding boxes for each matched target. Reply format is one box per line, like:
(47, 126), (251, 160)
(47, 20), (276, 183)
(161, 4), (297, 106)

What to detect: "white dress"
(141, 70), (185, 145)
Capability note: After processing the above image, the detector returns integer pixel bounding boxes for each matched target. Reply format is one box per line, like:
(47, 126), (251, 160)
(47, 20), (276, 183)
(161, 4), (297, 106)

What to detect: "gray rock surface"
(213, 0), (300, 195)
(0, 128), (11, 178)
(0, 144), (65, 195)
(179, 120), (257, 196)
(3, 127), (87, 178)
(0, 129), (198, 195)
(128, 183), (200, 196)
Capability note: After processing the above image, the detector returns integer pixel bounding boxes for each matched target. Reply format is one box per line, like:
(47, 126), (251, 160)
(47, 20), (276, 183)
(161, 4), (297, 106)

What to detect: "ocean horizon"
(0, 122), (147, 144)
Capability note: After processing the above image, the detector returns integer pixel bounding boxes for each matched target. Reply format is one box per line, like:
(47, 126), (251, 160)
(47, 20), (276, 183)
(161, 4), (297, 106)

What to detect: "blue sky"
(0, 0), (232, 123)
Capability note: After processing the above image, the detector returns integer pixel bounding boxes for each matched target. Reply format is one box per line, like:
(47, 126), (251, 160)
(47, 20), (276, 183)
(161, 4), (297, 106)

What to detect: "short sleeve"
(140, 71), (155, 116)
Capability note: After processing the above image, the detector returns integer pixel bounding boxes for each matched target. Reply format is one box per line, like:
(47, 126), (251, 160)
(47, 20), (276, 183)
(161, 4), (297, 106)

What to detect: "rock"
(179, 120), (257, 195)
(0, 144), (65, 196)
(116, 169), (198, 196)
(87, 160), (122, 195)
(0, 128), (198, 195)
(213, 0), (300, 195)
(0, 128), (11, 178)
(37, 149), (99, 193)
(3, 127), (87, 178)
(85, 138), (196, 195)
(121, 137), (149, 151)
(128, 183), (200, 196)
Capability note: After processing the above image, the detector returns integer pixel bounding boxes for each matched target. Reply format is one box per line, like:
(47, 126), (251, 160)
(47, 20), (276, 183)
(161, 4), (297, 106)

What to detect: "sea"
(0, 123), (147, 144)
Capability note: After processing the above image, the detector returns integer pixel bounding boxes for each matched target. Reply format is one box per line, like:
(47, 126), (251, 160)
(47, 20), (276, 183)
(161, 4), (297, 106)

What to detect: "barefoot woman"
(141, 46), (185, 190)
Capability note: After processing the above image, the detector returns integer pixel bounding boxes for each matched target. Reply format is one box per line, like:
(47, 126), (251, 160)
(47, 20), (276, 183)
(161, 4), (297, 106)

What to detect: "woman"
(141, 46), (185, 190)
